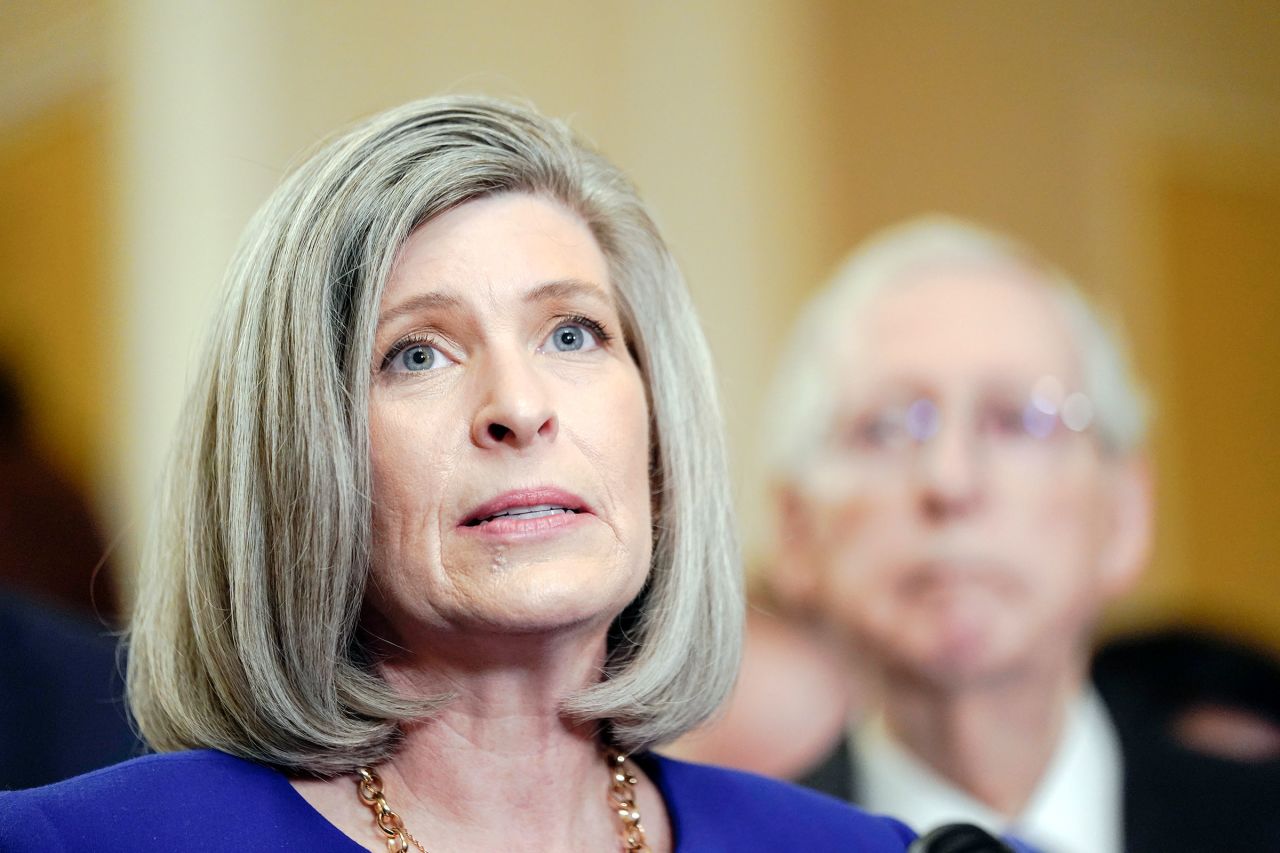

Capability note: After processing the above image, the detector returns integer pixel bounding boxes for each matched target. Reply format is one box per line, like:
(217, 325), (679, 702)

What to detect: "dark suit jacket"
(796, 630), (1280, 853)
(0, 590), (144, 789)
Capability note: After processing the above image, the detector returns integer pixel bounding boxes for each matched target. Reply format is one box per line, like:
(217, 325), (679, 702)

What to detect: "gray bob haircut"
(127, 95), (742, 776)
(767, 215), (1151, 486)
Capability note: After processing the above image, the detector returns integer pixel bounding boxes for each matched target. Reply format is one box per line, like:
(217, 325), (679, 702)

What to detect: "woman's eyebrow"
(377, 291), (463, 328)
(523, 279), (614, 309)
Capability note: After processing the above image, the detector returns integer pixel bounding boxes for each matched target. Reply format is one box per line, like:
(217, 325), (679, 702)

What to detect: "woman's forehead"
(380, 193), (615, 316)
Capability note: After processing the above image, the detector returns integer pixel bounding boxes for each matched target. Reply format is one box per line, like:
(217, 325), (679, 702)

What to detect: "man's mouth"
(900, 557), (1022, 596)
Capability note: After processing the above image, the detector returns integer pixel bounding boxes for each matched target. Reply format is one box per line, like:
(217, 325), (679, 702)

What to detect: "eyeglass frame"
(808, 375), (1097, 487)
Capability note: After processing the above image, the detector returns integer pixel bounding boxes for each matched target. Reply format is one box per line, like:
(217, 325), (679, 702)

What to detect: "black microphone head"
(907, 823), (1017, 853)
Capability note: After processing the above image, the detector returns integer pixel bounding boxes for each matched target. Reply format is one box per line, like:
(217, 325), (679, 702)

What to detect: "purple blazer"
(0, 749), (916, 851)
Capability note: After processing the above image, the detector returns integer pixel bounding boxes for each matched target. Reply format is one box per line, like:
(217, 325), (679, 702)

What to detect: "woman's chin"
(430, 555), (645, 638)
(499, 570), (643, 632)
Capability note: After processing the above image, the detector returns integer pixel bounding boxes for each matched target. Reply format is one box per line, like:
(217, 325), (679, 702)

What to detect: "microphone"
(907, 823), (1018, 853)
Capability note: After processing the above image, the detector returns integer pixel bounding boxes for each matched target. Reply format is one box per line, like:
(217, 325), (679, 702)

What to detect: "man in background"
(762, 218), (1279, 852)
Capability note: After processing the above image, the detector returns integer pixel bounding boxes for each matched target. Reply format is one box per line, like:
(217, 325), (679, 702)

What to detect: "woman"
(0, 96), (915, 851)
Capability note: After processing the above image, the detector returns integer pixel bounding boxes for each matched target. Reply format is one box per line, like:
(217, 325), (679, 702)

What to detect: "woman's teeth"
(478, 505), (576, 524)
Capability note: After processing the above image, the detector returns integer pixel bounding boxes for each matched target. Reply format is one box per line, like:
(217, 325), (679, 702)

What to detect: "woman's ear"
(1100, 455), (1154, 600)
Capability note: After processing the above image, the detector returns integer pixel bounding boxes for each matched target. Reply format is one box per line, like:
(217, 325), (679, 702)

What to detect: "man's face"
(786, 265), (1147, 689)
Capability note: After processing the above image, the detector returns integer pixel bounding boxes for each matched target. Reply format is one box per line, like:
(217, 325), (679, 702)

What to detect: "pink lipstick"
(459, 487), (592, 539)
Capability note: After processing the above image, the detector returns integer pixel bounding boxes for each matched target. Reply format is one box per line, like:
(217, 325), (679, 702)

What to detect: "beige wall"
(1, 0), (1278, 645)
(0, 90), (112, 495)
(1159, 166), (1280, 649)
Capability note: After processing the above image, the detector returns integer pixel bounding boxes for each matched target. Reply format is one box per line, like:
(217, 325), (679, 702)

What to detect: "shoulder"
(1092, 631), (1280, 849)
(645, 752), (915, 852)
(3, 749), (268, 802)
(0, 750), (355, 851)
(0, 592), (142, 782)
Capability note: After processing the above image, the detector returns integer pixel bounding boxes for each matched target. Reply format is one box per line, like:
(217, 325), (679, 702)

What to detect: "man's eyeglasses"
(817, 376), (1095, 483)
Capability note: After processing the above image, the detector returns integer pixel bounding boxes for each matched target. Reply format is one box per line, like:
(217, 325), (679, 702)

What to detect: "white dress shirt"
(854, 689), (1124, 853)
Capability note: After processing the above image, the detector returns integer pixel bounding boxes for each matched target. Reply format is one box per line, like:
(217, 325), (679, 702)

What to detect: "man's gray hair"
(767, 215), (1150, 486)
(127, 95), (742, 776)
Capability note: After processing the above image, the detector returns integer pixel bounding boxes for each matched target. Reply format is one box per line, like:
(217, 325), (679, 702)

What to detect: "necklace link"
(356, 767), (416, 852)
(607, 752), (650, 852)
(355, 750), (649, 852)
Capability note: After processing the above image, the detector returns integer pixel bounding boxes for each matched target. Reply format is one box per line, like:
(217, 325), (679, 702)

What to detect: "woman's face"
(366, 193), (652, 644)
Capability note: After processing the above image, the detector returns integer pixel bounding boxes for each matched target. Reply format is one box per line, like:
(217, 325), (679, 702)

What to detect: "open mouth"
(463, 505), (582, 527)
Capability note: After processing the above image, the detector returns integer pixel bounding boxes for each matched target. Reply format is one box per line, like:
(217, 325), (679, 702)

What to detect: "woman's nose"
(470, 352), (559, 450)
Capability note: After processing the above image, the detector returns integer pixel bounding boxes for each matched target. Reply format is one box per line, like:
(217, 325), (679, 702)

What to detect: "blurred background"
(0, 0), (1277, 651)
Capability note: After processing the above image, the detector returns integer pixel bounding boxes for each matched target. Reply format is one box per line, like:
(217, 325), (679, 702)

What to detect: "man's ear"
(1100, 455), (1154, 600)
(768, 483), (824, 615)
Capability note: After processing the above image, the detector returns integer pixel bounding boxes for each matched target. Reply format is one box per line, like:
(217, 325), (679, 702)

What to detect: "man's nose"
(916, 419), (983, 520)
(470, 349), (558, 450)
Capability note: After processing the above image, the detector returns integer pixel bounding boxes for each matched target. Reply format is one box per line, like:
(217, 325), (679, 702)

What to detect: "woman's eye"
(542, 322), (600, 353)
(389, 342), (454, 373)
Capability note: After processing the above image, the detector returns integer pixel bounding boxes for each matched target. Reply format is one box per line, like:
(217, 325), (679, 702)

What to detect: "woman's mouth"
(464, 504), (581, 526)
(459, 488), (593, 540)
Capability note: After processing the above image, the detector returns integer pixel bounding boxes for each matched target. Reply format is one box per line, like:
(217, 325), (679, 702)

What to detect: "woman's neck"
(292, 626), (671, 852)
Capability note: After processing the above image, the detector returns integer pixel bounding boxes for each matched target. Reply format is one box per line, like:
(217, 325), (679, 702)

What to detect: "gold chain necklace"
(355, 750), (651, 853)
